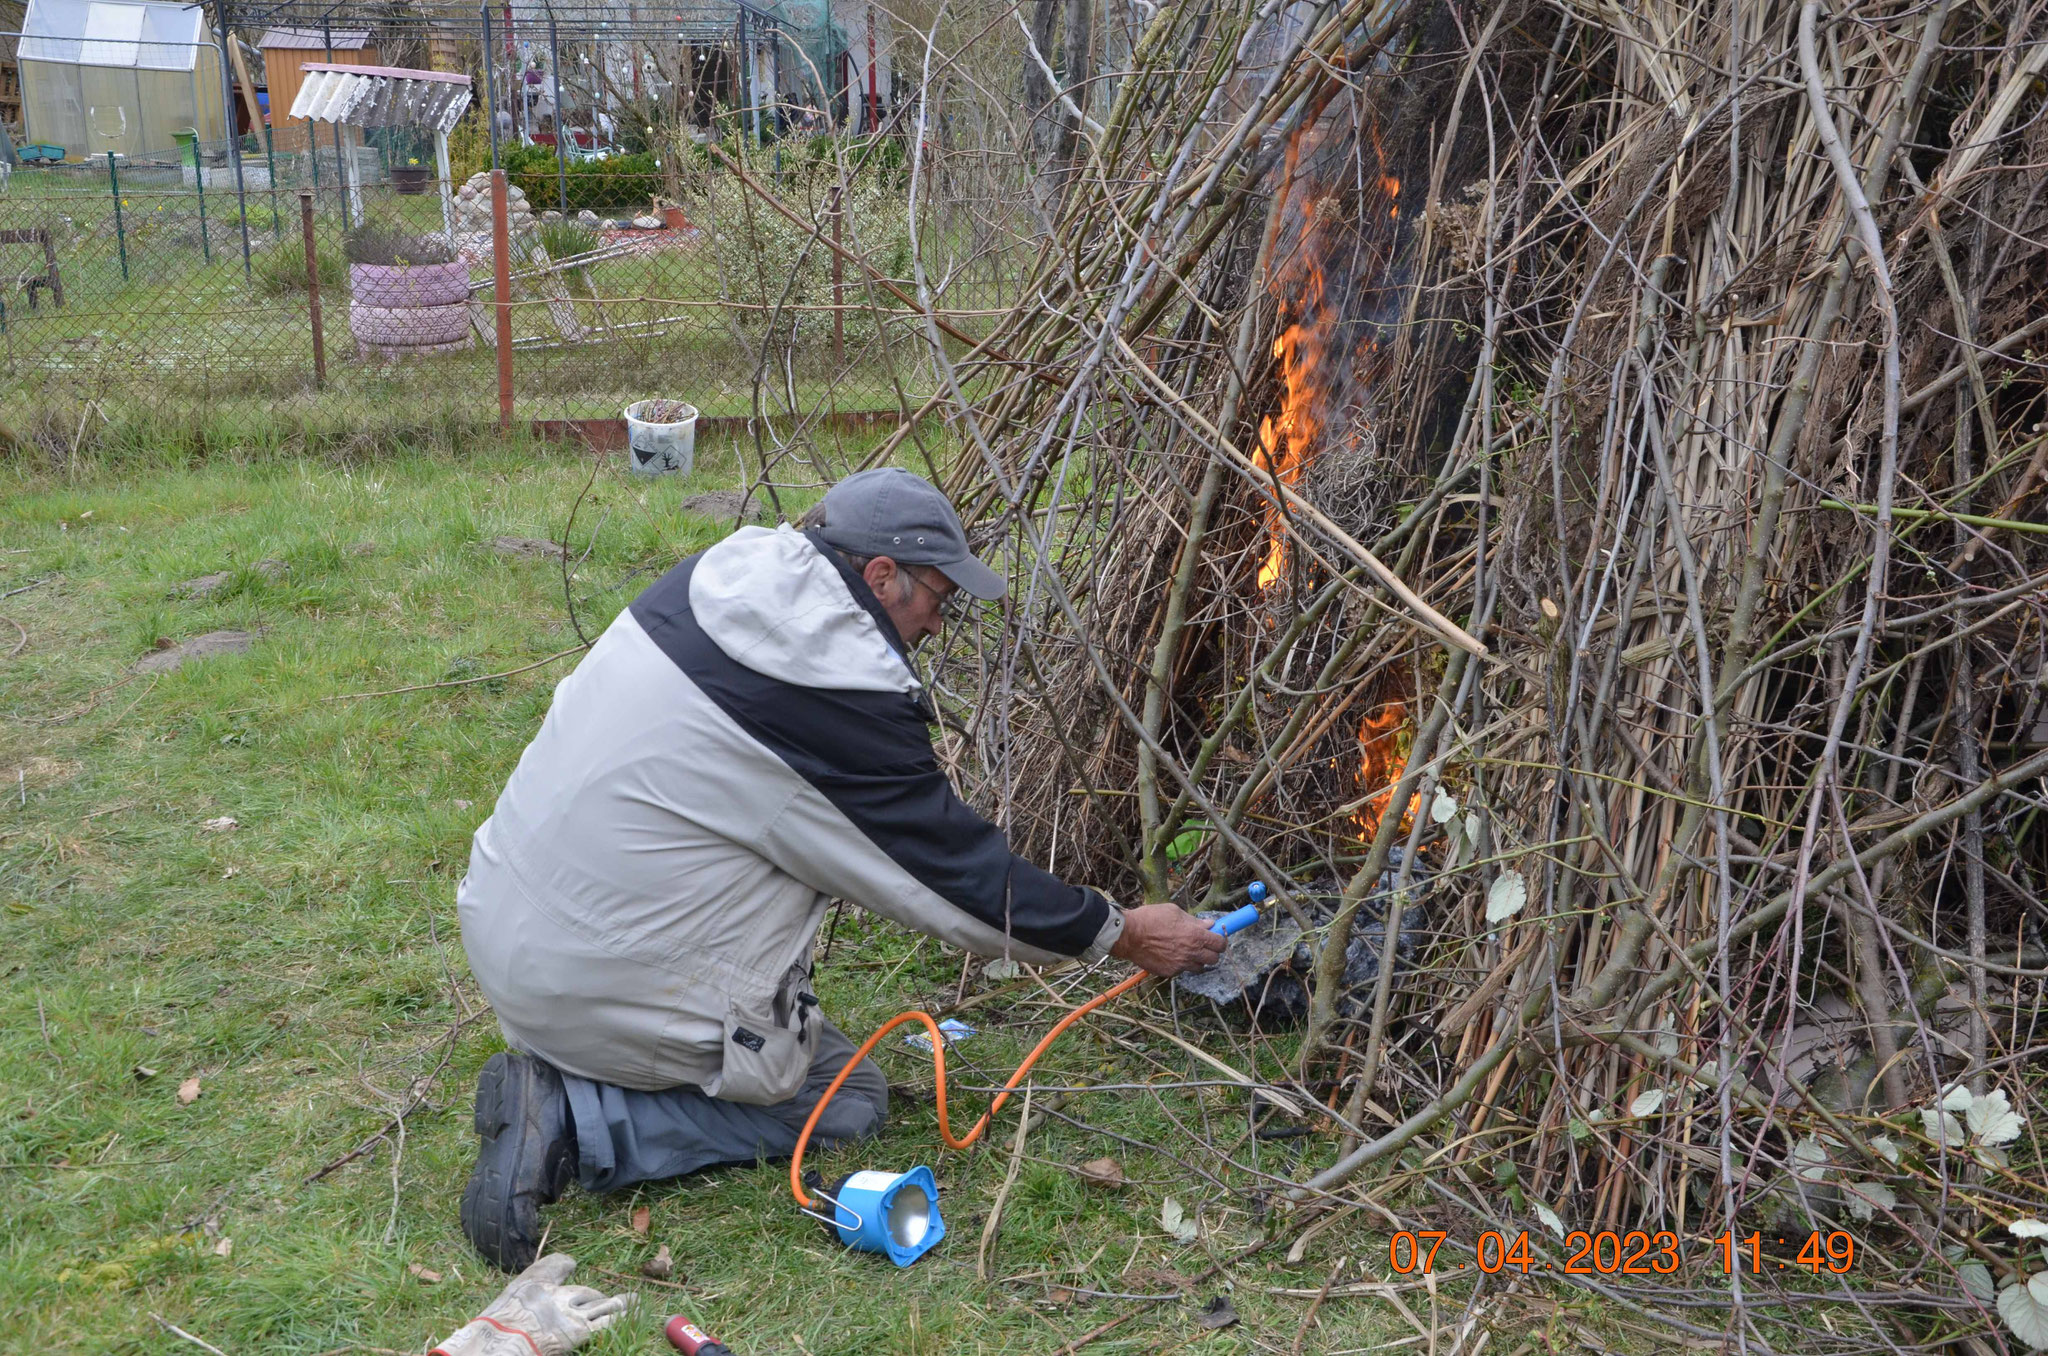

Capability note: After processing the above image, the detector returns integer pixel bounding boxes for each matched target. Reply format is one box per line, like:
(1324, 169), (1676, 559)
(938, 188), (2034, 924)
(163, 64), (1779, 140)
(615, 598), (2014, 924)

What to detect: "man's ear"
(862, 555), (901, 601)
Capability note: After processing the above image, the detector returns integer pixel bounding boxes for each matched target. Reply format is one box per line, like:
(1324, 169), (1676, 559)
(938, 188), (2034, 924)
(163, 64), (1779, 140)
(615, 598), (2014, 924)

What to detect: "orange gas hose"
(789, 968), (1148, 1210)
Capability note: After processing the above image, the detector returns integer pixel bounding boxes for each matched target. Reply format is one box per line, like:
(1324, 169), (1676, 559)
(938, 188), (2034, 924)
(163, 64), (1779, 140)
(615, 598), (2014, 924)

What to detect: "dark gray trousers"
(558, 1016), (889, 1194)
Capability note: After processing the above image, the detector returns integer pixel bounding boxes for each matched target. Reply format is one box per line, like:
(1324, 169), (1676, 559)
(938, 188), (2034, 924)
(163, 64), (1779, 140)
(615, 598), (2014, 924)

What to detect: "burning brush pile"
(900, 0), (2048, 1347)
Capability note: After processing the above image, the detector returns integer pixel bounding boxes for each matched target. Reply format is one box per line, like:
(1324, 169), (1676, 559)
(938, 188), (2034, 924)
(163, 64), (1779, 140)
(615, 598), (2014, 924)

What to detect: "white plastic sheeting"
(19, 0), (204, 71)
(288, 63), (472, 133)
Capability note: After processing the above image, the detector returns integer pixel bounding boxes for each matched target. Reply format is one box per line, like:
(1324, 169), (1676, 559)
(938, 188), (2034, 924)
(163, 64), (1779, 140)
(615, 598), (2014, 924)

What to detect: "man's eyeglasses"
(907, 566), (971, 621)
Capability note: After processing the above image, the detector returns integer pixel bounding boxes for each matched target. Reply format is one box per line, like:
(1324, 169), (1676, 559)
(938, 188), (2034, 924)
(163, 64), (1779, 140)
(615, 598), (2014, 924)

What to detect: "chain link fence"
(0, 131), (1012, 454)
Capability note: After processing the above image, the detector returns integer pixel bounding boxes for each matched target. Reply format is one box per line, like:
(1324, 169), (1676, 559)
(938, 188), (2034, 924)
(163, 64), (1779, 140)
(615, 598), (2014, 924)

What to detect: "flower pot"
(624, 399), (697, 476)
(393, 165), (433, 196)
(662, 205), (689, 231)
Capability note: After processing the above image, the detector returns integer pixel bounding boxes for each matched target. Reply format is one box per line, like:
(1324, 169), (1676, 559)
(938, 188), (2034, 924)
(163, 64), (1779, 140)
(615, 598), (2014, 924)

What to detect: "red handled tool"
(665, 1315), (734, 1356)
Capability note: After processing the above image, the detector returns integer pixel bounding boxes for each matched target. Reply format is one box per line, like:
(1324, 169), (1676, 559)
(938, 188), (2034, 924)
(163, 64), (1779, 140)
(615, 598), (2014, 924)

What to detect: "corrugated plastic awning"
(288, 62), (472, 133)
(257, 27), (370, 50)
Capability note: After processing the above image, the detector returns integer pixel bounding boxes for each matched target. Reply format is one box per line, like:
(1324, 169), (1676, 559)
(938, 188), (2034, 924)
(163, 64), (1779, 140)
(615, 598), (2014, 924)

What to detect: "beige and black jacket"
(457, 524), (1122, 1102)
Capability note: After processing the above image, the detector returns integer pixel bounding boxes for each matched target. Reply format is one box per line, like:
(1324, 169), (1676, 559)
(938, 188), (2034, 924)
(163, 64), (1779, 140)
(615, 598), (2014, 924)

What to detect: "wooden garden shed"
(257, 25), (374, 150)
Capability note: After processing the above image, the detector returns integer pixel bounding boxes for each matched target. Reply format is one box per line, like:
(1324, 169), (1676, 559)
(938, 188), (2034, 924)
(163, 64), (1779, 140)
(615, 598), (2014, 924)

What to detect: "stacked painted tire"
(349, 261), (473, 359)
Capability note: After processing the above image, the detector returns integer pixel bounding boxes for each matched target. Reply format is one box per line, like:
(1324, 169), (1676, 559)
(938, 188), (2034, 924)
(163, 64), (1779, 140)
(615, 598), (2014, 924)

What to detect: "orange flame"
(1351, 699), (1417, 841)
(1254, 265), (1326, 589)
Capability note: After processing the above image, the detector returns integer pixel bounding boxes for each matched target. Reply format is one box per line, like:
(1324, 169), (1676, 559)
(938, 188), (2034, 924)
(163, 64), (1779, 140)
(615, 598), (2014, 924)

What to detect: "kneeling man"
(454, 468), (1224, 1269)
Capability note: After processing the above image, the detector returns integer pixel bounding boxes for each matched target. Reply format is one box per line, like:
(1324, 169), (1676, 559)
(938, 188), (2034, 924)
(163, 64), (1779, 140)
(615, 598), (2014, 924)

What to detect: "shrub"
(341, 224), (456, 267)
(252, 237), (346, 296)
(502, 150), (662, 217)
(536, 219), (600, 296)
(537, 219), (599, 261)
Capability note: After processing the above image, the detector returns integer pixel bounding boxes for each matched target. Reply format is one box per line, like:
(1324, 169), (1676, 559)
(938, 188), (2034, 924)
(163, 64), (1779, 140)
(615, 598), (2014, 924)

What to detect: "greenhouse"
(15, 0), (225, 158)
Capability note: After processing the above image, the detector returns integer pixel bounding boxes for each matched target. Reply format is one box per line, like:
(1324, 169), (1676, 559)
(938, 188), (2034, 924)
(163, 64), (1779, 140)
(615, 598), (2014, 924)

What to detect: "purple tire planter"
(349, 260), (472, 308)
(349, 301), (474, 351)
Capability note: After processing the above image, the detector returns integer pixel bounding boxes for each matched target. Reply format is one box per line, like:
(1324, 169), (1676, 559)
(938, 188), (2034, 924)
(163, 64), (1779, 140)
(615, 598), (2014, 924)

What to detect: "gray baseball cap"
(813, 468), (1006, 601)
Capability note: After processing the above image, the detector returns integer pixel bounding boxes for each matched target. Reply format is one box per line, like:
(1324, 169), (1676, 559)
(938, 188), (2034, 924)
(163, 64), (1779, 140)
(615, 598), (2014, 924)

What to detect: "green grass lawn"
(0, 436), (1651, 1355)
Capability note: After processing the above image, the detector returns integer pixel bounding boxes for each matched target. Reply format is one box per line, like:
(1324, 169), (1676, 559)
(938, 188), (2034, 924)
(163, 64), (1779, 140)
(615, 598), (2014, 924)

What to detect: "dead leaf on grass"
(133, 1065), (158, 1081)
(1045, 1286), (1078, 1307)
(176, 1076), (201, 1105)
(408, 1263), (443, 1284)
(213, 1237), (233, 1258)
(200, 817), (239, 833)
(1161, 1196), (1198, 1243)
(1076, 1157), (1125, 1190)
(1195, 1295), (1239, 1330)
(630, 1205), (651, 1236)
(642, 1244), (673, 1280)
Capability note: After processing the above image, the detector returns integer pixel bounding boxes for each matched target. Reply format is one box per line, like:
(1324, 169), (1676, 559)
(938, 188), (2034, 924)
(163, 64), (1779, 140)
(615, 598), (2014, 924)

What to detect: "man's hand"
(1111, 902), (1227, 977)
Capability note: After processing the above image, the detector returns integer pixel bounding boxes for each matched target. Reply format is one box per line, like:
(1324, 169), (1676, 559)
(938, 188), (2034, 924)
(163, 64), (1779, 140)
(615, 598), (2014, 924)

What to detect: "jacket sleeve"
(750, 698), (1124, 963)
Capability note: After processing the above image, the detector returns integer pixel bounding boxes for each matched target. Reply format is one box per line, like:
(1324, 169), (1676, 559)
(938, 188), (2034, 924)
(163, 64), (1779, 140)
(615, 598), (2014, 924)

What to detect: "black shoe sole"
(459, 1052), (575, 1273)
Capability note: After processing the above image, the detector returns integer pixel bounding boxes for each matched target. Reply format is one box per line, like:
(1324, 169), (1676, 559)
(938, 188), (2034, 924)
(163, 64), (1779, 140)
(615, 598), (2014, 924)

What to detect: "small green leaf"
(1996, 1272), (2048, 1349)
(1960, 1261), (1996, 1301)
(1791, 1136), (1830, 1182)
(1969, 1087), (2025, 1146)
(1845, 1181), (1896, 1221)
(1485, 869), (1528, 924)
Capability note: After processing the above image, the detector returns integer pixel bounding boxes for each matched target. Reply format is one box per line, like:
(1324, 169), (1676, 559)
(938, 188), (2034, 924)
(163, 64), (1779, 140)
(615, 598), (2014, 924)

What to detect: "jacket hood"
(689, 524), (919, 694)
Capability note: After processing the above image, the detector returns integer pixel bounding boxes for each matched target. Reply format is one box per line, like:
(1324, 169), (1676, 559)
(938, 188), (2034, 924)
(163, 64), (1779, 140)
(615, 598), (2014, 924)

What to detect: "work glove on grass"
(432, 1253), (634, 1356)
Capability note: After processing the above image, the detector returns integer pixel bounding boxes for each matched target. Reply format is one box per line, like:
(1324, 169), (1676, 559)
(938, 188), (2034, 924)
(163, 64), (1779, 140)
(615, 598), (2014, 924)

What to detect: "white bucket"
(624, 399), (698, 476)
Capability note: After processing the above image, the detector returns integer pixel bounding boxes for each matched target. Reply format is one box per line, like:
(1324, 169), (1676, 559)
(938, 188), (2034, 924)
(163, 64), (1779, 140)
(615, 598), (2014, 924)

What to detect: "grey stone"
(136, 630), (257, 673)
(679, 490), (771, 524)
(631, 215), (662, 230)
(541, 210), (563, 222)
(174, 570), (233, 599)
(173, 559), (286, 599)
(490, 535), (567, 560)
(576, 208), (601, 225)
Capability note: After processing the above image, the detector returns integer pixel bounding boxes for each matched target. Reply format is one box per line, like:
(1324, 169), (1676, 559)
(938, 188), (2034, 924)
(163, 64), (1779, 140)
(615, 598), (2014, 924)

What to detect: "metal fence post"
(194, 152), (212, 264)
(548, 13), (567, 216)
(216, 0), (253, 280)
(831, 185), (845, 370)
(492, 168), (515, 432)
(107, 152), (130, 283)
(264, 124), (281, 239)
(481, 2), (501, 171)
(334, 121), (351, 231)
(300, 189), (326, 388)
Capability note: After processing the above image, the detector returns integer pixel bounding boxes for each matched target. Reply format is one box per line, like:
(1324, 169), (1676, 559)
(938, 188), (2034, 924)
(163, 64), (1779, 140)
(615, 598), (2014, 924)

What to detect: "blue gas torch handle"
(1209, 904), (1261, 936)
